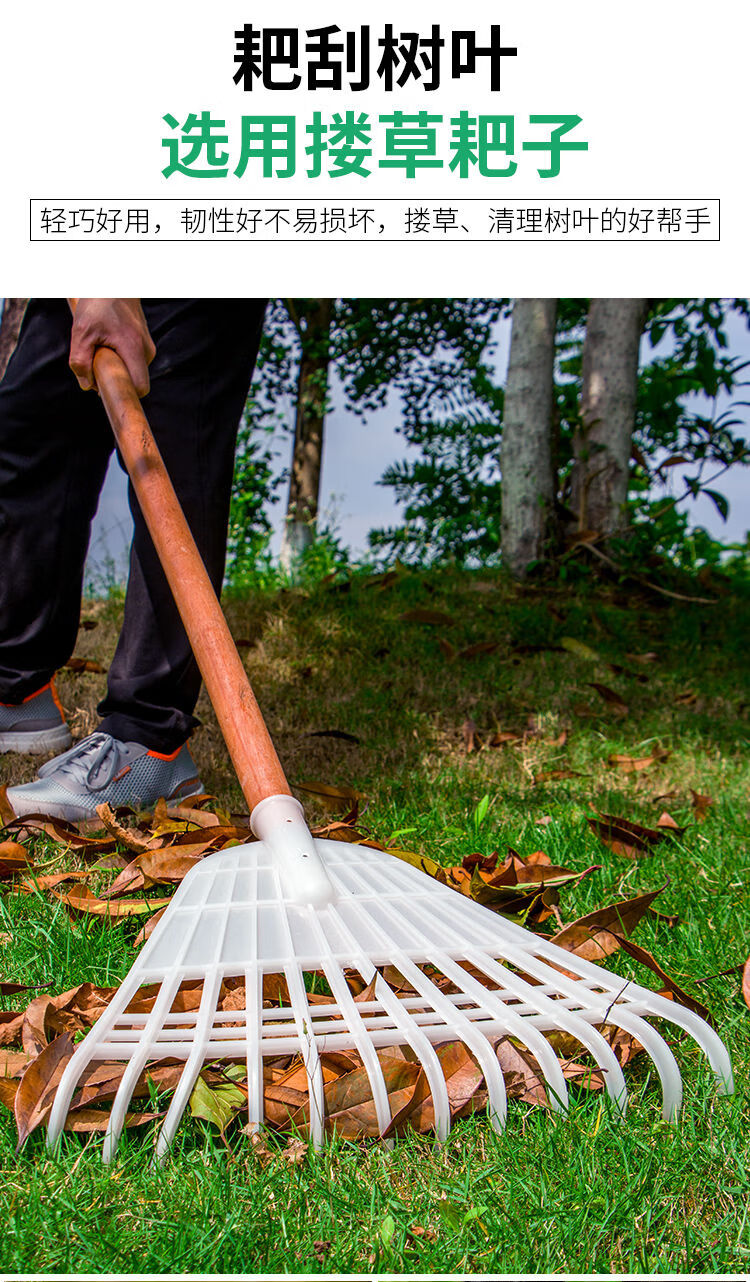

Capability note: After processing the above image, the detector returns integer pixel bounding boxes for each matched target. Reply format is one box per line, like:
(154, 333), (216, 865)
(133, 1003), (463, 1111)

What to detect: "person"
(0, 297), (266, 820)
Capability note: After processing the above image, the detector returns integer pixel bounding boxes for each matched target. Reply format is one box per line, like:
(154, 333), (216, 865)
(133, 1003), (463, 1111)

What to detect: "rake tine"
(306, 902), (395, 1141)
(459, 949), (628, 1113)
(318, 956), (396, 1144)
(591, 1006), (683, 1121)
(154, 970), (224, 1162)
(611, 988), (734, 1095)
(46, 968), (148, 1151)
(244, 966), (264, 1136)
(458, 941), (683, 1118)
(328, 904), (452, 1140)
(372, 973), (453, 1141)
(513, 934), (732, 1098)
(284, 959), (326, 1148)
(376, 889), (571, 1114)
(102, 972), (184, 1164)
(391, 954), (508, 1132)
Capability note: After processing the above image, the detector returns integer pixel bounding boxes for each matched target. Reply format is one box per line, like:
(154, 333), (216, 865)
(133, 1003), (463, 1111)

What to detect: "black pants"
(0, 298), (266, 752)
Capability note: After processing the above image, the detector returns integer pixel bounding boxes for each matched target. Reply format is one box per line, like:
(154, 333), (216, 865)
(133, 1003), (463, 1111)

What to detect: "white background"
(1, 0), (749, 296)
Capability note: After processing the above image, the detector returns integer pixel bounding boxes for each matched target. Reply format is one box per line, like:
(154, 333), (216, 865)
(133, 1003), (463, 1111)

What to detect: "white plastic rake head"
(46, 796), (733, 1162)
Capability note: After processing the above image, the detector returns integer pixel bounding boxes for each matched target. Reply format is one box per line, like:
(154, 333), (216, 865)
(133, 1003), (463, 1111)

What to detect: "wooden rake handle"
(90, 343), (292, 814)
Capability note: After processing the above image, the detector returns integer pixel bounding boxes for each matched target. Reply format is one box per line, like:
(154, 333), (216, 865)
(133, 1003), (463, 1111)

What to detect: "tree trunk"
(569, 298), (648, 536)
(280, 298), (333, 575)
(500, 298), (558, 578)
(0, 298), (29, 380)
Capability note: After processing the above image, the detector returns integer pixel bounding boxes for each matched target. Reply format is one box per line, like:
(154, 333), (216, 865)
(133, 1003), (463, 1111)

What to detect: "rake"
(46, 346), (733, 1161)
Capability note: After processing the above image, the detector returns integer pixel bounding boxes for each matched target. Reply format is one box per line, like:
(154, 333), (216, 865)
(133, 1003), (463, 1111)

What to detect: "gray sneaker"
(0, 681), (73, 755)
(6, 731), (203, 821)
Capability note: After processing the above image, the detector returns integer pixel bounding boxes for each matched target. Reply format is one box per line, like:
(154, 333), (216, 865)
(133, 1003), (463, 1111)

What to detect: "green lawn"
(1, 568), (748, 1274)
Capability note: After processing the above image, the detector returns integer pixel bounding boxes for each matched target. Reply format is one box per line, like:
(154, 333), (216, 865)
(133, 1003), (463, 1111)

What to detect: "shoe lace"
(37, 732), (125, 791)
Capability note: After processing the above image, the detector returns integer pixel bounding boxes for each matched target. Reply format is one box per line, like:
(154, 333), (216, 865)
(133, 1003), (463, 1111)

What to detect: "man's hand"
(69, 299), (156, 397)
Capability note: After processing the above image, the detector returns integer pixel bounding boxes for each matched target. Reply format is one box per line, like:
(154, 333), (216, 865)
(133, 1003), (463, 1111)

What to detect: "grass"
(1, 566), (749, 1274)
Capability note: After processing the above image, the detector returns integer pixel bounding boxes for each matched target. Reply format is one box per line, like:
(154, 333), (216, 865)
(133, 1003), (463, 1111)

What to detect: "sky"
(84, 305), (750, 589)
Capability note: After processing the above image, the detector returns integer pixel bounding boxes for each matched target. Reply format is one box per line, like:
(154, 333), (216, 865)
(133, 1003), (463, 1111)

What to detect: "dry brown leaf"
(63, 657), (106, 674)
(63, 1107), (161, 1133)
(462, 718), (478, 753)
(295, 780), (362, 813)
(0, 785), (16, 825)
(438, 637), (456, 660)
(399, 609), (456, 627)
(133, 905), (168, 945)
(608, 750), (670, 773)
(53, 884), (172, 919)
(458, 641), (500, 660)
(488, 731), (521, 747)
(0, 840), (32, 880)
(533, 770), (583, 784)
(95, 803), (156, 853)
(6, 813), (116, 853)
(601, 931), (710, 1020)
(0, 1014), (24, 1047)
(690, 789), (714, 823)
(0, 1050), (30, 1078)
(656, 811), (682, 830)
(588, 683), (629, 716)
(495, 1039), (548, 1107)
(675, 688), (698, 706)
(743, 957), (750, 1011)
(551, 884), (667, 961)
(14, 1032), (75, 1147)
(588, 811), (676, 859)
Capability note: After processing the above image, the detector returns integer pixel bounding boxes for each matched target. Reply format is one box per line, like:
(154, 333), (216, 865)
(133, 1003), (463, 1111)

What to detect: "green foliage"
(375, 298), (750, 574)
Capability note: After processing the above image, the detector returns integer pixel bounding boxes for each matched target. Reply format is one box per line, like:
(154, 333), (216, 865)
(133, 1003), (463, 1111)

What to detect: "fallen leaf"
(462, 718), (478, 753)
(588, 812), (673, 859)
(561, 637), (601, 662)
(63, 1108), (160, 1133)
(588, 684), (629, 716)
(324, 1055), (423, 1139)
(189, 1067), (246, 1132)
(656, 811), (682, 830)
(14, 1032), (75, 1147)
(133, 905), (168, 945)
(608, 750), (670, 773)
(743, 958), (750, 1011)
(533, 770), (583, 784)
(306, 729), (361, 745)
(0, 1014), (24, 1047)
(438, 637), (456, 660)
(0, 785), (15, 825)
(95, 803), (155, 853)
(63, 657), (106, 674)
(551, 885), (668, 961)
(495, 1039), (548, 1107)
(488, 731), (521, 747)
(458, 641), (500, 660)
(295, 781), (362, 813)
(0, 840), (33, 880)
(602, 932), (710, 1020)
(399, 609), (456, 627)
(53, 884), (172, 919)
(690, 789), (714, 823)
(675, 688), (698, 706)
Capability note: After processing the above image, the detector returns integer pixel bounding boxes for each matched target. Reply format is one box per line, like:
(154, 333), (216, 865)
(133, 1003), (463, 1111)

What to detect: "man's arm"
(68, 298), (156, 397)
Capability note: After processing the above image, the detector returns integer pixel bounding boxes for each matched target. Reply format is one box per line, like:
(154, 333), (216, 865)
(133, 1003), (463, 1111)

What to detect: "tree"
(500, 299), (558, 576)
(567, 299), (649, 537)
(280, 299), (333, 573)
(235, 299), (503, 574)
